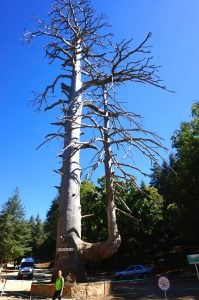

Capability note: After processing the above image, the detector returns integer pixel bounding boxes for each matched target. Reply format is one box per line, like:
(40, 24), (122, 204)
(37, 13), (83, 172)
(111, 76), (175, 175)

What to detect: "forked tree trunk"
(53, 46), (121, 282)
(29, 0), (168, 285)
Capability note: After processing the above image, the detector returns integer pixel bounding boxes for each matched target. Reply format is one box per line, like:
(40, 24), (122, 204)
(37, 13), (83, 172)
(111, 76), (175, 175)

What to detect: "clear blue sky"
(0, 0), (198, 219)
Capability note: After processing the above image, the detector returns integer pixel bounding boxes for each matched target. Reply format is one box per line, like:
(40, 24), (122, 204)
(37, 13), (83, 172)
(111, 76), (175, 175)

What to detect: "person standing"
(52, 270), (64, 300)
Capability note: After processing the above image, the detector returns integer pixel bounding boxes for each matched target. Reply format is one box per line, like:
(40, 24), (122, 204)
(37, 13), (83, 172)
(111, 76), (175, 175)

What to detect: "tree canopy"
(150, 101), (199, 245)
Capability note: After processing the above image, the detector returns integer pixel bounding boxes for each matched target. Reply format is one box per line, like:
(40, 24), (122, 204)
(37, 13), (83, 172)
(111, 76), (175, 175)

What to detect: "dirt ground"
(0, 268), (199, 299)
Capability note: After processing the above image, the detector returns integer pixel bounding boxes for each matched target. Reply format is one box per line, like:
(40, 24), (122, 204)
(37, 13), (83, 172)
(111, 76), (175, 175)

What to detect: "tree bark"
(53, 81), (121, 281)
(54, 40), (86, 282)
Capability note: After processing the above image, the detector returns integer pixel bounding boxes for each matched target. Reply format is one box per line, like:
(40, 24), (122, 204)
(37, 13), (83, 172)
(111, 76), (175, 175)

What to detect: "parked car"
(114, 264), (152, 280)
(17, 257), (35, 279)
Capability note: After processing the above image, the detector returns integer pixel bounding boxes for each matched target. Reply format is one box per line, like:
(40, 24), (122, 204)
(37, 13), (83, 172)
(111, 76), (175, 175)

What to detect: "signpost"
(57, 247), (74, 252)
(158, 276), (170, 299)
(187, 254), (199, 280)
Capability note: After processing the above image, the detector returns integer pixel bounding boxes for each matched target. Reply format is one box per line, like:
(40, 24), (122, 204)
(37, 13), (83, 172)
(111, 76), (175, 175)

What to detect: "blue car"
(17, 257), (35, 280)
(114, 264), (152, 280)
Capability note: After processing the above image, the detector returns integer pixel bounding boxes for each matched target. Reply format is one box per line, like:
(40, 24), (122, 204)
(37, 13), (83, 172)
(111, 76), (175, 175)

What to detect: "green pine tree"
(0, 188), (31, 263)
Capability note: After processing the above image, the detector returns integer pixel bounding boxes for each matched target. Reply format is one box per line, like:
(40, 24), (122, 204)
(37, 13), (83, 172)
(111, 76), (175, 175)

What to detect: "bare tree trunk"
(54, 41), (86, 282)
(27, 0), (168, 283)
(73, 90), (121, 263)
(103, 91), (119, 238)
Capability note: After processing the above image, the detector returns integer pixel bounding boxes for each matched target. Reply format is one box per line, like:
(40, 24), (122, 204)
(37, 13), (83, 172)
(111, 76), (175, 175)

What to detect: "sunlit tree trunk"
(54, 40), (86, 281)
(27, 0), (168, 282)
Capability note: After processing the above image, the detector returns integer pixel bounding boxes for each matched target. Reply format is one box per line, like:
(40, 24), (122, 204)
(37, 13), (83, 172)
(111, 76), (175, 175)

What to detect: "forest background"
(0, 100), (198, 267)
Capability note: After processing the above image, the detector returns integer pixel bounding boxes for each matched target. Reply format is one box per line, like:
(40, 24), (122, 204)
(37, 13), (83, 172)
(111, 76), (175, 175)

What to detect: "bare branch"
(116, 207), (138, 223)
(27, 0), (170, 277)
(45, 99), (67, 111)
(117, 196), (132, 214)
(81, 214), (94, 219)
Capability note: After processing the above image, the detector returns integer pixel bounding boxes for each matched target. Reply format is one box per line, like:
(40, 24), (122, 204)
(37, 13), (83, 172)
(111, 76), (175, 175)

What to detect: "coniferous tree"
(0, 189), (31, 264)
(44, 197), (59, 259)
(171, 102), (199, 243)
(150, 102), (199, 246)
(29, 215), (47, 258)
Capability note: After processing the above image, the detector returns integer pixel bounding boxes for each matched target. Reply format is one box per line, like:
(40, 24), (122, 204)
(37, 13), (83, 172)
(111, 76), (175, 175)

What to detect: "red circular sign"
(158, 276), (170, 291)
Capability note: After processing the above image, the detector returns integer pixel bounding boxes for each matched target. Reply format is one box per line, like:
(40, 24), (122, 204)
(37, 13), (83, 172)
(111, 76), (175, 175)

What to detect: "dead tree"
(26, 0), (168, 281)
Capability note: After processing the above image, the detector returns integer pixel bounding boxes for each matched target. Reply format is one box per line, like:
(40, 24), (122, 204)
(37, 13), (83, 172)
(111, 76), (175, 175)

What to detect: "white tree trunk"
(54, 41), (86, 281)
